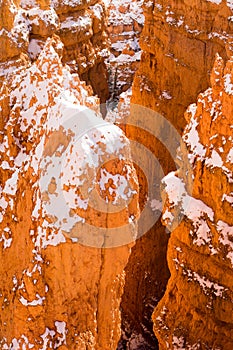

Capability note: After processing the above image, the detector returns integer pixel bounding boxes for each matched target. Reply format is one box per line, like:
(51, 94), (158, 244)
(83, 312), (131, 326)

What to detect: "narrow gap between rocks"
(104, 2), (169, 349)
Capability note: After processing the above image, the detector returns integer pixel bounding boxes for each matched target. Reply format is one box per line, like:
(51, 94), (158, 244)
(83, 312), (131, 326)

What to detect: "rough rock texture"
(106, 0), (144, 101)
(121, 0), (233, 348)
(117, 103), (172, 349)
(0, 0), (31, 82)
(0, 36), (139, 349)
(153, 55), (233, 350)
(0, 0), (109, 103)
(132, 0), (233, 132)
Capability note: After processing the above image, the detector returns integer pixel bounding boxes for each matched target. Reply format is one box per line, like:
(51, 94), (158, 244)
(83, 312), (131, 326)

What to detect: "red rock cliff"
(153, 54), (233, 350)
(121, 0), (233, 348)
(132, 0), (233, 132)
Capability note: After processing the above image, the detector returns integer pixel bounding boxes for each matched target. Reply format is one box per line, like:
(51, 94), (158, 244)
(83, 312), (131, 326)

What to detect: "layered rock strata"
(0, 36), (139, 349)
(153, 55), (233, 350)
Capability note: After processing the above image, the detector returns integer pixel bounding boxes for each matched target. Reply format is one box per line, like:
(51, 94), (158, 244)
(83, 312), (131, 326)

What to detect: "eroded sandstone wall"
(153, 55), (233, 350)
(121, 0), (233, 348)
(132, 0), (233, 132)
(0, 36), (139, 349)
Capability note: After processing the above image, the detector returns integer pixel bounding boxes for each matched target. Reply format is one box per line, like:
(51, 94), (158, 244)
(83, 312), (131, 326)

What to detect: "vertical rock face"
(0, 36), (139, 349)
(117, 106), (171, 349)
(153, 55), (233, 350)
(106, 0), (144, 99)
(123, 0), (233, 348)
(0, 0), (109, 103)
(132, 0), (233, 132)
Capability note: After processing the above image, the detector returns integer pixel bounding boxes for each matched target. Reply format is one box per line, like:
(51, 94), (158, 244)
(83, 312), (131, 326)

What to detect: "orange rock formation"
(153, 55), (233, 350)
(0, 0), (109, 103)
(1, 0), (233, 349)
(122, 0), (233, 348)
(0, 36), (139, 349)
(132, 0), (233, 132)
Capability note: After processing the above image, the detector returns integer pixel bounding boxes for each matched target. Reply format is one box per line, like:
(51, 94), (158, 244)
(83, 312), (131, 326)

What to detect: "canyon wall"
(132, 0), (233, 132)
(0, 35), (140, 348)
(1, 0), (233, 349)
(153, 55), (233, 350)
(120, 0), (233, 348)
(0, 0), (109, 102)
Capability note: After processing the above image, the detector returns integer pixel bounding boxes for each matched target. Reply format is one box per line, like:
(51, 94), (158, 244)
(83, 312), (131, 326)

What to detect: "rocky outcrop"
(0, 0), (31, 83)
(106, 0), (144, 100)
(0, 0), (109, 103)
(121, 0), (233, 347)
(132, 0), (233, 132)
(0, 36), (139, 349)
(153, 55), (233, 350)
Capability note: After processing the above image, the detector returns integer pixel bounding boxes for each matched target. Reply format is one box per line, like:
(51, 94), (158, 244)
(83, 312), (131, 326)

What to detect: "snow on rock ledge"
(153, 55), (233, 350)
(0, 0), (109, 104)
(0, 36), (139, 349)
(106, 0), (144, 98)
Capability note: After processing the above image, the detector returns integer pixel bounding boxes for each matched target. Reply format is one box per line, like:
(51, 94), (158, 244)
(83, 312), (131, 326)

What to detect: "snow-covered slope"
(0, 36), (139, 348)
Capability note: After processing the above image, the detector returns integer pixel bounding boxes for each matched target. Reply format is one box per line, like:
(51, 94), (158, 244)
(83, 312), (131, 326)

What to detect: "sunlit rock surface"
(0, 36), (139, 349)
(0, 0), (109, 103)
(153, 55), (233, 350)
(122, 0), (233, 348)
(132, 0), (233, 132)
